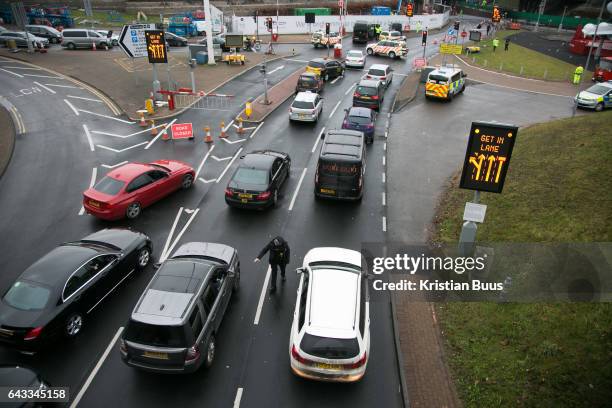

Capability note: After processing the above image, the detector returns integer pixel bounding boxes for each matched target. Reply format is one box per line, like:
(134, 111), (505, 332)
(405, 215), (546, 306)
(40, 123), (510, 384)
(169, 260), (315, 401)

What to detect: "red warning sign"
(171, 123), (194, 140)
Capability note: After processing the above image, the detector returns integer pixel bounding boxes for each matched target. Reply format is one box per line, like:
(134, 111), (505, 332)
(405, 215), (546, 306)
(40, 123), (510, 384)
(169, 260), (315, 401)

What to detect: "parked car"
(345, 50), (366, 69)
(83, 161), (195, 220)
(574, 81), (612, 111)
(342, 107), (376, 144)
(289, 247), (370, 382)
(305, 58), (345, 82)
(120, 242), (240, 373)
(0, 26), (7, 34)
(0, 229), (152, 352)
(165, 31), (188, 47)
(353, 79), (385, 111)
(95, 29), (119, 46)
(0, 31), (49, 48)
(366, 64), (393, 88)
(26, 25), (62, 43)
(289, 91), (324, 123)
(379, 30), (405, 42)
(295, 72), (324, 94)
(225, 150), (291, 209)
(61, 29), (113, 50)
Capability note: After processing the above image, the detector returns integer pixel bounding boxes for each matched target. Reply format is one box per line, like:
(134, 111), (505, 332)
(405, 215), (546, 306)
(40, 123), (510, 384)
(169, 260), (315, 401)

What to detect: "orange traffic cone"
(139, 112), (147, 127)
(219, 121), (227, 138)
(162, 129), (170, 141)
(150, 120), (158, 136)
(204, 126), (213, 143)
(92, 41), (97, 51)
(236, 117), (244, 134)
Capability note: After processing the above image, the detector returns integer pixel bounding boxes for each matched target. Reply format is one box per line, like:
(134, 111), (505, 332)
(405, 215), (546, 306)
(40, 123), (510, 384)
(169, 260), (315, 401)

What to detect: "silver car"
(0, 31), (49, 48)
(366, 64), (393, 88)
(61, 29), (113, 50)
(345, 50), (366, 69)
(289, 92), (324, 123)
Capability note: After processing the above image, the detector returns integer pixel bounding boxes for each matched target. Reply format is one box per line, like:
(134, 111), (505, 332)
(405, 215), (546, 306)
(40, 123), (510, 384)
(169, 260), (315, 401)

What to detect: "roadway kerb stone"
(0, 106), (16, 180)
(392, 71), (422, 112)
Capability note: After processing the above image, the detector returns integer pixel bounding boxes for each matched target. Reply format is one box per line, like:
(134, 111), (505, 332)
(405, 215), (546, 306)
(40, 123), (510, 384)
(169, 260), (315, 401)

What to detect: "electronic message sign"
(459, 122), (518, 194)
(144, 30), (167, 64)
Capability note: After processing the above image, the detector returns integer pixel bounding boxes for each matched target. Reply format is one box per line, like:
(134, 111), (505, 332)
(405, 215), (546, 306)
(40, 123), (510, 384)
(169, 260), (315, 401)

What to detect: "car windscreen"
(292, 100), (315, 109)
(318, 160), (360, 186)
(348, 115), (371, 125)
(390, 31), (401, 37)
(93, 176), (125, 196)
(368, 68), (386, 76)
(308, 61), (325, 69)
(428, 74), (449, 84)
(356, 85), (377, 96)
(347, 51), (363, 58)
(3, 280), (51, 311)
(586, 85), (610, 95)
(124, 320), (188, 348)
(300, 333), (360, 359)
(232, 167), (269, 185)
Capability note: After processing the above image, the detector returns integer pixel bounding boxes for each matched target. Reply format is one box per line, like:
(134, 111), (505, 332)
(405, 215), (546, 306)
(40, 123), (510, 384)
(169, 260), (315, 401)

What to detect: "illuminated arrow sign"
(119, 23), (156, 58)
(145, 30), (168, 64)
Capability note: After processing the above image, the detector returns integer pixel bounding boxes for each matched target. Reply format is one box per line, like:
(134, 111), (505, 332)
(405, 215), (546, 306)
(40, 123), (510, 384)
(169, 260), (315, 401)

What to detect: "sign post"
(119, 24), (161, 100)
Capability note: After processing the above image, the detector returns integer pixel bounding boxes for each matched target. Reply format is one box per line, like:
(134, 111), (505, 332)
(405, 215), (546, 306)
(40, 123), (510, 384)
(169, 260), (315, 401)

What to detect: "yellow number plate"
(315, 363), (341, 370)
(143, 351), (168, 360)
(320, 188), (335, 194)
(361, 96), (371, 100)
(238, 193), (252, 199)
(89, 200), (100, 208)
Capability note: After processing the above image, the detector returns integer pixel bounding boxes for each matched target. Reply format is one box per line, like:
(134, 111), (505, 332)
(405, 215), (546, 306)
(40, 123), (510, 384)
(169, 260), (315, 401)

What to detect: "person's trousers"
(270, 263), (286, 289)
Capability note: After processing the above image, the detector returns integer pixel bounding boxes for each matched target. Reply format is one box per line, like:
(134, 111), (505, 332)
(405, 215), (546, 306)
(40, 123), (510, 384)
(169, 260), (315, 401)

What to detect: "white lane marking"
(211, 155), (232, 162)
(223, 119), (235, 133)
(249, 122), (264, 139)
(382, 156), (386, 166)
(96, 141), (148, 153)
(69, 327), (124, 408)
(0, 68), (24, 78)
(289, 168), (308, 212)
(33, 81), (55, 94)
(83, 124), (95, 152)
(267, 65), (285, 75)
(22, 73), (62, 79)
(64, 99), (79, 116)
(163, 208), (200, 262)
(329, 100), (342, 118)
(468, 78), (570, 98)
(195, 145), (215, 178)
(160, 207), (183, 261)
(382, 173), (386, 184)
(101, 161), (128, 169)
(283, 58), (309, 63)
(87, 269), (135, 314)
(92, 124), (165, 139)
(383, 142), (387, 151)
(79, 167), (97, 215)
(44, 83), (82, 89)
(1, 66), (41, 70)
(382, 192), (386, 206)
(384, 130), (388, 138)
(382, 216), (387, 232)
(254, 266), (272, 325)
(68, 95), (103, 103)
(344, 82), (357, 95)
(221, 137), (246, 145)
(330, 76), (341, 84)
(311, 127), (325, 153)
(233, 388), (244, 408)
(216, 147), (243, 183)
(198, 177), (216, 184)
(77, 109), (135, 124)
(145, 119), (176, 149)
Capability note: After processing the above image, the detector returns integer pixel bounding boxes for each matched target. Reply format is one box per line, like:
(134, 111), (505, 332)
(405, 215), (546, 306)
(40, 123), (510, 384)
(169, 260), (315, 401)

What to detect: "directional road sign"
(119, 23), (156, 58)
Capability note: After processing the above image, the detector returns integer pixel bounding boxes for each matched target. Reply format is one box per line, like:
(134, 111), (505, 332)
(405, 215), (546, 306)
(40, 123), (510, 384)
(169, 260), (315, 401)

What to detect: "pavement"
(0, 105), (15, 179)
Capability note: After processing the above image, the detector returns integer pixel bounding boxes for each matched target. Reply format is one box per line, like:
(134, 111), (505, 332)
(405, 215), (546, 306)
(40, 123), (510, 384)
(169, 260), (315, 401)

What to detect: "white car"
(345, 50), (366, 69)
(95, 30), (119, 46)
(366, 64), (393, 88)
(289, 247), (370, 382)
(289, 92), (323, 123)
(574, 81), (612, 111)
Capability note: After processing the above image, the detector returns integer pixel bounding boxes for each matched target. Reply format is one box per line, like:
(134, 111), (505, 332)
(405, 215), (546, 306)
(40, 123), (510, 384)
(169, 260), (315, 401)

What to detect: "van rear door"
(315, 159), (362, 199)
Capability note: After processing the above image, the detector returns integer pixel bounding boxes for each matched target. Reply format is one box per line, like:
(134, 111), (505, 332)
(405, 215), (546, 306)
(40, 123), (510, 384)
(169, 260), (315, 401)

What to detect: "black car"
(0, 229), (152, 352)
(306, 58), (345, 82)
(352, 20), (369, 43)
(165, 32), (188, 47)
(225, 150), (291, 209)
(353, 79), (385, 111)
(0, 366), (50, 407)
(295, 72), (324, 94)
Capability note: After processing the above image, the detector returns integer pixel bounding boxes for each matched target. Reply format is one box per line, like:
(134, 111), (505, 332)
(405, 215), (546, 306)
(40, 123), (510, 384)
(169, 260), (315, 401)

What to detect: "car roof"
(320, 130), (364, 161)
(107, 162), (152, 182)
(348, 107), (372, 118)
(240, 151), (284, 169)
(369, 63), (389, 71)
(358, 79), (381, 87)
(429, 67), (462, 77)
(300, 72), (318, 78)
(310, 58), (326, 64)
(295, 91), (318, 102)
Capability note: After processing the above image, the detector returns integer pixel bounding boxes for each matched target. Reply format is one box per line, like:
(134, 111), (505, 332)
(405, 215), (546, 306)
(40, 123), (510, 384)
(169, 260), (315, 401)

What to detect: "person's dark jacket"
(257, 236), (290, 265)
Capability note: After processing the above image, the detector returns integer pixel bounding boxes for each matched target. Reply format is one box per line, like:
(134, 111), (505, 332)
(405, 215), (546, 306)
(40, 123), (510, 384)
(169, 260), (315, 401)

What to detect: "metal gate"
(172, 93), (236, 112)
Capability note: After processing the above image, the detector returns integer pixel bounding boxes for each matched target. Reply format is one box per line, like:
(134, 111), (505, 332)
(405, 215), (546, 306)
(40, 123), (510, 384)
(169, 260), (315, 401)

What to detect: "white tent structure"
(582, 22), (612, 36)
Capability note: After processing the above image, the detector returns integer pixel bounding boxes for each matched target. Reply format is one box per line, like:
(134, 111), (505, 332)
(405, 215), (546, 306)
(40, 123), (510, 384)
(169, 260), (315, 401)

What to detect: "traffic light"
(492, 6), (501, 23)
(454, 21), (460, 31)
(266, 17), (273, 31)
(421, 30), (428, 46)
(325, 22), (330, 35)
(253, 10), (258, 23)
(406, 3), (413, 17)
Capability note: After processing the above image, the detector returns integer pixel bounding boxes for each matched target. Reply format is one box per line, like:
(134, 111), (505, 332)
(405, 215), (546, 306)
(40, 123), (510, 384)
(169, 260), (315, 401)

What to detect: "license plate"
(361, 96), (371, 100)
(299, 114), (306, 118)
(89, 200), (100, 208)
(320, 188), (335, 194)
(143, 351), (169, 360)
(238, 193), (252, 199)
(315, 363), (341, 370)
(241, 199), (248, 203)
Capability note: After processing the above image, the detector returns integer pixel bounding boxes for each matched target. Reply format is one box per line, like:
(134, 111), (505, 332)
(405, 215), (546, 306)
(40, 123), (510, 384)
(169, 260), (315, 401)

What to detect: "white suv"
(289, 247), (370, 382)
(289, 92), (323, 123)
(366, 64), (393, 88)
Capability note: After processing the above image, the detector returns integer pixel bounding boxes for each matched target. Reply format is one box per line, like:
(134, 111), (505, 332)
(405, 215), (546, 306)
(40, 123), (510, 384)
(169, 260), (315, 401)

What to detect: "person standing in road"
(254, 236), (291, 293)
(504, 37), (510, 51)
(492, 38), (499, 52)
(375, 25), (382, 40)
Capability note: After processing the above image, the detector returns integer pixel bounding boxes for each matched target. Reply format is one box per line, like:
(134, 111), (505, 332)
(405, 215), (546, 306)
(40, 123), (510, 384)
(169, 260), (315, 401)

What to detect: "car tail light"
(380, 76), (386, 80)
(291, 345), (312, 365)
(343, 352), (367, 369)
(366, 123), (374, 130)
(24, 326), (43, 341)
(119, 339), (127, 353)
(366, 75), (372, 79)
(257, 191), (271, 200)
(225, 188), (234, 197)
(372, 95), (379, 100)
(354, 92), (361, 98)
(315, 170), (319, 183)
(185, 345), (200, 362)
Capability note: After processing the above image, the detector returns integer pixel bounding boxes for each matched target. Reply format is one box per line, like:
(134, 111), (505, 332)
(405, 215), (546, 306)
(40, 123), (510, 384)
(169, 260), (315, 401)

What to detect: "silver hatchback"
(289, 92), (324, 123)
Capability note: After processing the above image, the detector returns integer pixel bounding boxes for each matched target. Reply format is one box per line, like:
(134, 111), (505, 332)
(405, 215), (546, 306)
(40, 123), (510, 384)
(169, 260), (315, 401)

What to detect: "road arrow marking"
(198, 178), (216, 184)
(101, 161), (128, 169)
(221, 137), (245, 145)
(96, 141), (148, 153)
(211, 155), (232, 162)
(267, 65), (285, 75)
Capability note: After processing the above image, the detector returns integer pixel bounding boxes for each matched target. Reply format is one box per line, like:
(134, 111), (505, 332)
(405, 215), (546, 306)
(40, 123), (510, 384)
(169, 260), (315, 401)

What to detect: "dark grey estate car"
(120, 242), (240, 373)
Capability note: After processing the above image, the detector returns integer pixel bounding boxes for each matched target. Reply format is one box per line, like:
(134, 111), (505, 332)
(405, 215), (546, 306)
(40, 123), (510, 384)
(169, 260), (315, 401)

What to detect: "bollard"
(236, 117), (244, 134)
(168, 94), (175, 110)
(245, 101), (253, 119)
(219, 121), (227, 138)
(472, 56), (476, 63)
(150, 120), (158, 136)
(204, 126), (213, 143)
(543, 68), (548, 80)
(92, 41), (97, 51)
(139, 111), (147, 127)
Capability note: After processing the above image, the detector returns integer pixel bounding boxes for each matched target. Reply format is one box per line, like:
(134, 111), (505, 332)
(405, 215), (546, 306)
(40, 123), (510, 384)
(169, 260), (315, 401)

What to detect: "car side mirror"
(296, 267), (305, 275)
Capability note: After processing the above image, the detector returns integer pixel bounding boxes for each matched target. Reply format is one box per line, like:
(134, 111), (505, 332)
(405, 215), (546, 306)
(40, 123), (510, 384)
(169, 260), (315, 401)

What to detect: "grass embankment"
(433, 111), (612, 407)
(464, 30), (589, 81)
(72, 9), (162, 28)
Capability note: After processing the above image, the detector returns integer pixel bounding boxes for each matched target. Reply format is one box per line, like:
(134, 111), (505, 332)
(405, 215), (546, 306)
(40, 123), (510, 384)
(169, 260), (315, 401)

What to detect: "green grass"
(433, 111), (612, 407)
(465, 30), (590, 82)
(71, 9), (162, 28)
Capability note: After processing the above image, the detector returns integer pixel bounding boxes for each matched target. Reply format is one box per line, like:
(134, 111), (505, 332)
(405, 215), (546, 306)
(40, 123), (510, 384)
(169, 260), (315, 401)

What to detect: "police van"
(425, 66), (467, 101)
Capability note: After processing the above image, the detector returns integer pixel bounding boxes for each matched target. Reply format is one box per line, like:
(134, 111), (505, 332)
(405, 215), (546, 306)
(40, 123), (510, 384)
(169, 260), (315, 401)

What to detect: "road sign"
(119, 23), (156, 58)
(171, 123), (194, 140)
(144, 30), (167, 63)
(459, 122), (518, 194)
(447, 28), (456, 36)
(469, 30), (482, 42)
(461, 30), (468, 38)
(440, 43), (463, 54)
(492, 5), (502, 23)
(463, 202), (487, 223)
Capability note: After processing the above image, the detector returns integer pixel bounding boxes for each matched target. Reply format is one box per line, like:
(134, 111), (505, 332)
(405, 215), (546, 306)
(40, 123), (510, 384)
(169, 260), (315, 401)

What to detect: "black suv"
(306, 58), (345, 82)
(353, 79), (385, 111)
(121, 242), (240, 373)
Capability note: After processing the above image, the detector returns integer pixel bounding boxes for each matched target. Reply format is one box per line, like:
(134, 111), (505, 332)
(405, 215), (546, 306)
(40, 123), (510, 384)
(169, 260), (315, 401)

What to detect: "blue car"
(341, 107), (376, 144)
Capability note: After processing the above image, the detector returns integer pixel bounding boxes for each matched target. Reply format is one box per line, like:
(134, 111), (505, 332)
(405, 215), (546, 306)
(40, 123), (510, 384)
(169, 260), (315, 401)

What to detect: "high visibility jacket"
(575, 66), (584, 75)
(492, 39), (499, 47)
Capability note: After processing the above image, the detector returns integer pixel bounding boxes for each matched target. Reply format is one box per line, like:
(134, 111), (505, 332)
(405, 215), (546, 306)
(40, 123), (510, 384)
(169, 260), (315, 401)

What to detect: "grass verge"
(463, 30), (589, 82)
(432, 111), (612, 407)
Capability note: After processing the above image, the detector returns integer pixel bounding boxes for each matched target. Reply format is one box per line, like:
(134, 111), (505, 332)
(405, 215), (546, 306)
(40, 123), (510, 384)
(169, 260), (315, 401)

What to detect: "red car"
(83, 160), (195, 220)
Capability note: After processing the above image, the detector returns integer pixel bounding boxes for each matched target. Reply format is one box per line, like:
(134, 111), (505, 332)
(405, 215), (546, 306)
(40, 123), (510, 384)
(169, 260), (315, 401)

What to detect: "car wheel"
(67, 42), (75, 50)
(181, 173), (194, 189)
(595, 103), (604, 112)
(126, 202), (142, 219)
(460, 84), (466, 93)
(100, 42), (108, 48)
(366, 48), (373, 55)
(65, 313), (84, 338)
(205, 334), (216, 368)
(136, 246), (151, 270)
(389, 51), (396, 59)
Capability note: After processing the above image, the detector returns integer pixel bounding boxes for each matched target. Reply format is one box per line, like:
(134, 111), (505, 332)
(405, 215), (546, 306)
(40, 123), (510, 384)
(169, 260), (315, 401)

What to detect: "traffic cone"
(204, 126), (213, 143)
(236, 117), (244, 134)
(92, 41), (97, 51)
(139, 112), (147, 127)
(150, 120), (158, 136)
(162, 129), (170, 141)
(219, 121), (227, 138)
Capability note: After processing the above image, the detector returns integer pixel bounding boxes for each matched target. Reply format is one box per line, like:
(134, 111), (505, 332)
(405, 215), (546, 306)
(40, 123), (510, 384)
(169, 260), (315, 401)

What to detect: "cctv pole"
(152, 63), (161, 101)
(458, 191), (480, 256)
(203, 0), (216, 65)
(581, 0), (607, 82)
(263, 57), (270, 105)
(558, 6), (567, 32)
